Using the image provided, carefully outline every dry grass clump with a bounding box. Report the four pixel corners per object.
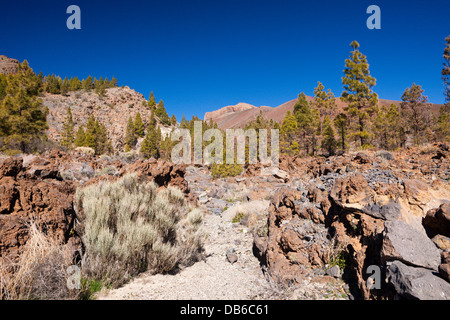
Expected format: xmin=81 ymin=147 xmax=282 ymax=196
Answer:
xmin=0 ymin=223 xmax=75 ymax=300
xmin=74 ymin=173 xmax=204 ymax=289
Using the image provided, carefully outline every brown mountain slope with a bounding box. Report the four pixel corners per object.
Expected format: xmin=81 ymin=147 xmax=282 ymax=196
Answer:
xmin=205 ymin=96 xmax=444 ymax=129
xmin=204 ymin=103 xmax=273 ymax=129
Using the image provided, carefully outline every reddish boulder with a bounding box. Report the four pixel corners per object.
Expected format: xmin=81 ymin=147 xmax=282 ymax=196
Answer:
xmin=0 ymin=156 xmax=79 ymax=263
xmin=423 ymin=203 xmax=450 ymax=238
xmin=125 ymin=159 xmax=188 ymax=193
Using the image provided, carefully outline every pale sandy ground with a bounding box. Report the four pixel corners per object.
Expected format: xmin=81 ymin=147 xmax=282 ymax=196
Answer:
xmin=97 ymin=213 xmax=269 ymax=300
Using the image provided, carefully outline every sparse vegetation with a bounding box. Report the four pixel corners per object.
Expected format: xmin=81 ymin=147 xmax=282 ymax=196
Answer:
xmin=74 ymin=173 xmax=204 ymax=289
xmin=0 ymin=222 xmax=76 ymax=300
xmin=211 ymin=163 xmax=243 ymax=179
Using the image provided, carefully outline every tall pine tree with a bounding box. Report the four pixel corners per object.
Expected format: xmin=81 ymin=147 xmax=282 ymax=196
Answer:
xmin=134 ymin=112 xmax=145 ymax=137
xmin=125 ymin=116 xmax=136 ymax=151
xmin=0 ymin=61 xmax=48 ymax=152
xmin=341 ymin=41 xmax=378 ymax=148
xmin=148 ymin=91 xmax=156 ymax=109
xmin=443 ymin=35 xmax=450 ymax=104
xmin=321 ymin=115 xmax=337 ymax=156
xmin=140 ymin=112 xmax=160 ymax=158
xmin=60 ymin=107 xmax=75 ymax=149
xmin=400 ymin=83 xmax=432 ymax=145
xmin=280 ymin=111 xmax=299 ymax=156
xmin=74 ymin=126 xmax=86 ymax=147
xmin=155 ymin=99 xmax=171 ymax=125
xmin=334 ymin=113 xmax=348 ymax=153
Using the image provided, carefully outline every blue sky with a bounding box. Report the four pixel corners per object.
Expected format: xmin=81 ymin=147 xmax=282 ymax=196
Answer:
xmin=0 ymin=0 xmax=449 ymax=120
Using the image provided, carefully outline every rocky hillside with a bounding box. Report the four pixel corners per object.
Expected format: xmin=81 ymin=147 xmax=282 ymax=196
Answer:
xmin=0 ymin=55 xmax=19 ymax=75
xmin=43 ymin=87 xmax=171 ymax=151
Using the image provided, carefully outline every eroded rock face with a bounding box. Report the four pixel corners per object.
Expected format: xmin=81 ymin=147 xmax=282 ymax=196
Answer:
xmin=255 ymin=188 xmax=333 ymax=284
xmin=256 ymin=145 xmax=450 ymax=300
xmin=125 ymin=158 xmax=188 ymax=193
xmin=423 ymin=203 xmax=450 ymax=238
xmin=0 ymin=156 xmax=80 ymax=263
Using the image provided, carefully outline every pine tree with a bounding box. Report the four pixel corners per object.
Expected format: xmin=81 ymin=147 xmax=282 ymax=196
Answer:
xmin=439 ymin=35 xmax=450 ymax=140
xmin=321 ymin=116 xmax=337 ymax=156
xmin=110 ymin=77 xmax=118 ymax=87
xmin=334 ymin=113 xmax=348 ymax=153
xmin=74 ymin=126 xmax=86 ymax=147
xmin=171 ymin=114 xmax=177 ymax=126
xmin=280 ymin=111 xmax=299 ymax=156
xmin=69 ymin=77 xmax=82 ymax=91
xmin=82 ymin=76 xmax=94 ymax=91
xmin=400 ymin=83 xmax=432 ymax=145
xmin=125 ymin=116 xmax=136 ymax=151
xmin=148 ymin=91 xmax=156 ymax=109
xmin=44 ymin=74 xmax=61 ymax=94
xmin=0 ymin=73 xmax=7 ymax=102
xmin=0 ymin=61 xmax=48 ymax=152
xmin=443 ymin=35 xmax=450 ymax=104
xmin=373 ymin=104 xmax=401 ymax=150
xmin=294 ymin=93 xmax=319 ymax=155
xmin=134 ymin=112 xmax=145 ymax=137
xmin=155 ymin=99 xmax=171 ymax=125
xmin=94 ymin=121 xmax=111 ymax=155
xmin=341 ymin=41 xmax=378 ymax=148
xmin=313 ymin=82 xmax=337 ymax=133
xmin=61 ymin=107 xmax=75 ymax=149
xmin=61 ymin=77 xmax=70 ymax=96
xmin=94 ymin=77 xmax=107 ymax=97
xmin=436 ymin=105 xmax=450 ymax=142
xmin=180 ymin=114 xmax=189 ymax=129
xmin=140 ymin=112 xmax=160 ymax=158
xmin=84 ymin=115 xmax=97 ymax=149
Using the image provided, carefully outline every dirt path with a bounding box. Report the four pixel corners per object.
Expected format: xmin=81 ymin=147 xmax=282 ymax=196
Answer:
xmin=98 ymin=212 xmax=268 ymax=300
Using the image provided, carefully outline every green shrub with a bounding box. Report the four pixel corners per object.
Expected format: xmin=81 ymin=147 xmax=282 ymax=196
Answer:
xmin=210 ymin=163 xmax=243 ymax=179
xmin=232 ymin=212 xmax=245 ymax=224
xmin=74 ymin=173 xmax=204 ymax=289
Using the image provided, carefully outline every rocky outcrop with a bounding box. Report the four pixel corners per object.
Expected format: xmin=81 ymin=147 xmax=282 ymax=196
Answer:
xmin=43 ymin=86 xmax=172 ymax=152
xmin=0 ymin=156 xmax=80 ymax=263
xmin=0 ymin=55 xmax=19 ymax=75
xmin=423 ymin=203 xmax=450 ymax=238
xmin=253 ymin=145 xmax=450 ymax=300
xmin=387 ymin=260 xmax=450 ymax=300
xmin=125 ymin=158 xmax=188 ymax=193
xmin=381 ymin=220 xmax=441 ymax=270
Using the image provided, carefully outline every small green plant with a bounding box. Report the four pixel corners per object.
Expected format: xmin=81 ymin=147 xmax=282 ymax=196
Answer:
xmin=232 ymin=212 xmax=245 ymax=224
xmin=210 ymin=163 xmax=243 ymax=179
xmin=79 ymin=278 xmax=103 ymax=300
xmin=328 ymin=251 xmax=349 ymax=271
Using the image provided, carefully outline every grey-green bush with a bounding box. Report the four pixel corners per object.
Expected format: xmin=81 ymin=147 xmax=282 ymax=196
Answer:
xmin=75 ymin=173 xmax=204 ymax=288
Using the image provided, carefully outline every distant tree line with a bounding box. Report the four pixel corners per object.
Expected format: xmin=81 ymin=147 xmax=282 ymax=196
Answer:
xmin=42 ymin=74 xmax=118 ymax=97
xmin=270 ymin=38 xmax=450 ymax=157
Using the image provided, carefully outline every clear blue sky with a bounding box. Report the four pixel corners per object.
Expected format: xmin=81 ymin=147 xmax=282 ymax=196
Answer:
xmin=1 ymin=0 xmax=449 ymax=120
